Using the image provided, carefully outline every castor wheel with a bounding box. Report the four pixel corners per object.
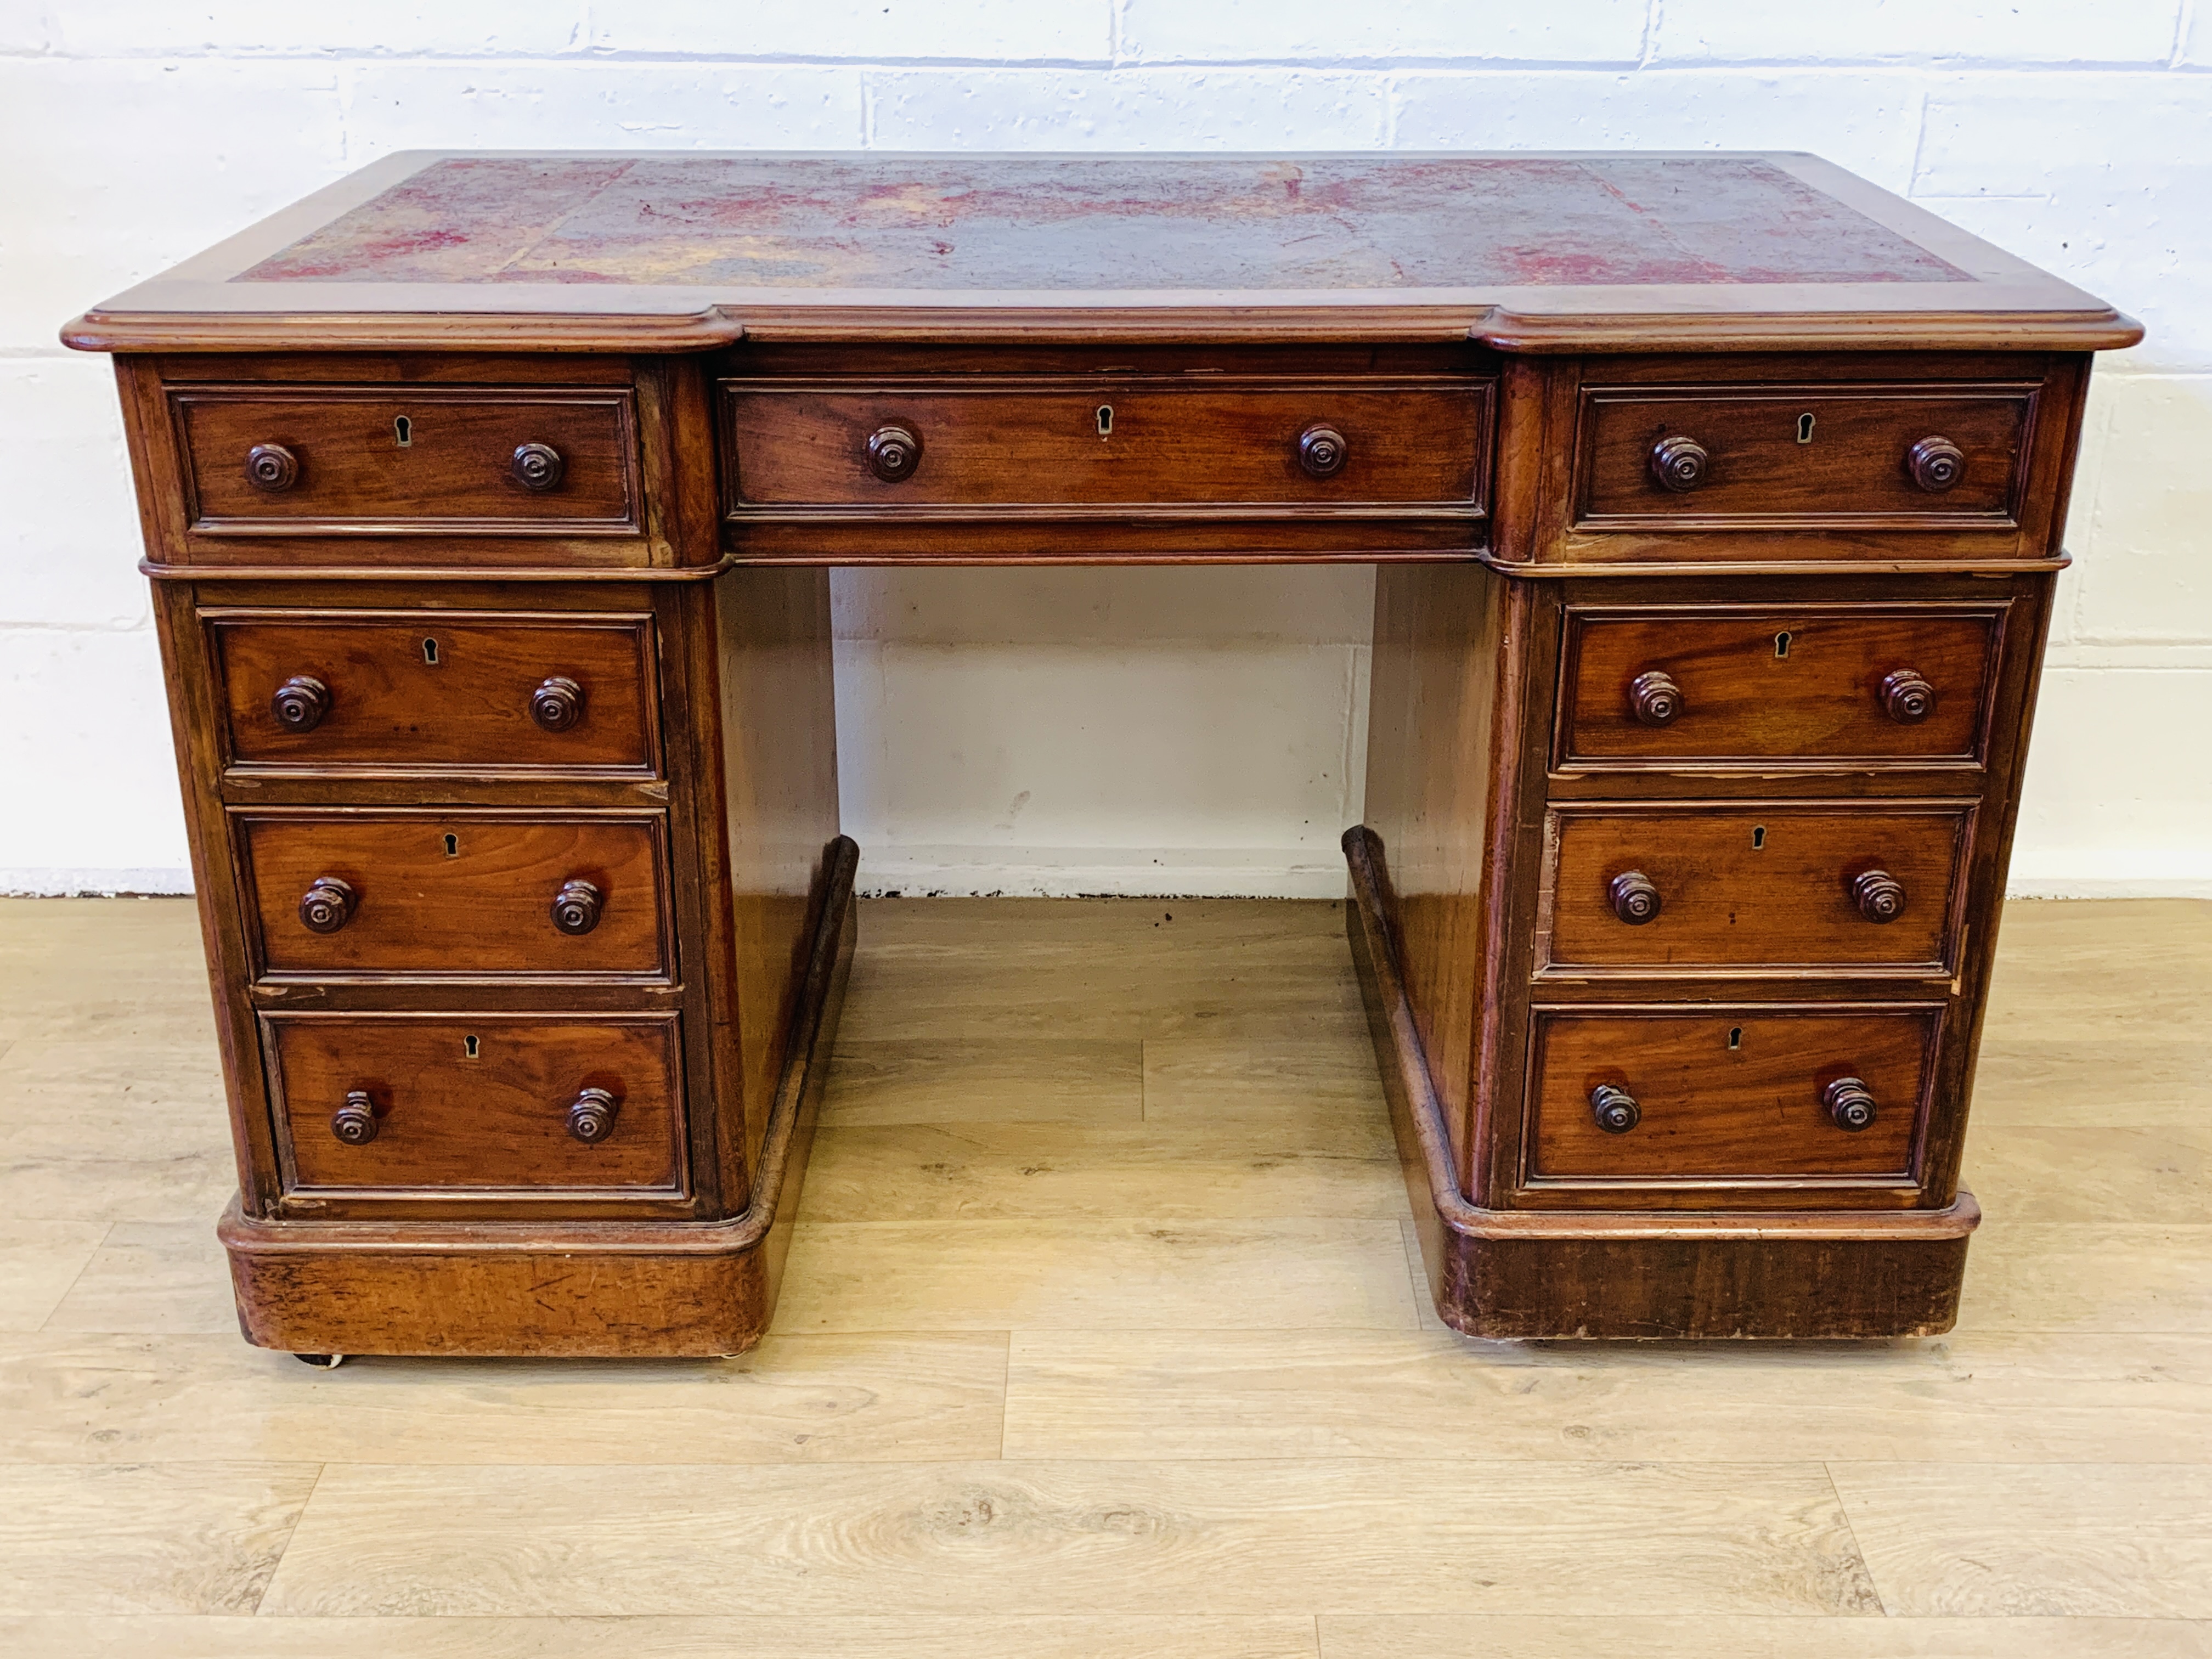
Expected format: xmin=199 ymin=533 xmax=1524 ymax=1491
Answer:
xmin=293 ymin=1352 xmax=346 ymax=1369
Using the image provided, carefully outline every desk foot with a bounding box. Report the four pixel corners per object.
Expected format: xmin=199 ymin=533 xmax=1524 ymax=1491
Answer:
xmin=1343 ymin=825 xmax=1978 ymax=1340
xmin=220 ymin=837 xmax=859 ymax=1359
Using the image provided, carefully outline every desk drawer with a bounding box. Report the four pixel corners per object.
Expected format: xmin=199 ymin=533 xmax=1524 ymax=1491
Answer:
xmin=722 ymin=380 xmax=1488 ymax=512
xmin=210 ymin=610 xmax=659 ymax=776
xmin=1557 ymin=603 xmax=2004 ymax=772
xmin=1525 ymin=1006 xmax=1937 ymax=1197
xmin=239 ymin=811 xmax=670 ymax=981
xmin=172 ymin=385 xmax=640 ymax=535
xmin=264 ymin=1012 xmax=685 ymax=1200
xmin=1576 ymin=383 xmax=2034 ymax=528
xmin=1541 ymin=803 xmax=1971 ymax=976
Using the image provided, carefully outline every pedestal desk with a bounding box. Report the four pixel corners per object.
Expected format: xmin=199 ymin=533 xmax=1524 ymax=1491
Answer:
xmin=65 ymin=151 xmax=2138 ymax=1355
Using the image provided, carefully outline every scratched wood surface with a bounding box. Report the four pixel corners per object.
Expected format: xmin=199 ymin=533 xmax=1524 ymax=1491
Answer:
xmin=1 ymin=893 xmax=2208 ymax=1655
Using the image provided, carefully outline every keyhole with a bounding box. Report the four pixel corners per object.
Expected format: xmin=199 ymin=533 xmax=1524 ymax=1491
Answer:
xmin=1096 ymin=405 xmax=1113 ymax=437
xmin=1752 ymin=826 xmax=1767 ymax=850
xmin=1796 ymin=413 xmax=1815 ymax=444
xmin=443 ymin=833 xmax=459 ymax=857
xmin=394 ymin=415 xmax=412 ymax=448
xmin=1775 ymin=631 xmax=1793 ymax=658
xmin=421 ymin=637 xmax=439 ymax=665
xmin=463 ymin=1034 xmax=479 ymax=1059
xmin=1728 ymin=1027 xmax=1743 ymax=1051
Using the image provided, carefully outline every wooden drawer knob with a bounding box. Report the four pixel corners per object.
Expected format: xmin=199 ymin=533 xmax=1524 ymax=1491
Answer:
xmin=550 ymin=878 xmax=603 ymax=935
xmin=1609 ymin=871 xmax=1662 ymax=925
xmin=330 ymin=1089 xmax=379 ymax=1146
xmin=1881 ymin=668 xmax=1936 ymax=724
xmin=1824 ymin=1076 xmax=1878 ymax=1132
xmin=866 ymin=425 xmax=922 ymax=482
xmin=1649 ymin=435 xmax=1709 ymax=492
xmin=511 ymin=443 xmax=565 ymax=492
xmin=244 ymin=443 xmax=300 ymax=493
xmin=271 ymin=675 xmax=330 ymax=732
xmin=530 ymin=675 xmax=586 ymax=732
xmin=1590 ymin=1084 xmax=1640 ymax=1135
xmin=1852 ymin=870 xmax=1906 ymax=924
xmin=567 ymin=1086 xmax=620 ymax=1143
xmin=1299 ymin=424 xmax=1348 ymax=478
xmin=298 ymin=876 xmax=357 ymax=934
xmin=1907 ymin=436 xmax=1965 ymax=493
xmin=1629 ymin=670 xmax=1683 ymax=726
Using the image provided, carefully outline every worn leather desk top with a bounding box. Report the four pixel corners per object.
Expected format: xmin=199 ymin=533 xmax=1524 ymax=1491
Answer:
xmin=65 ymin=150 xmax=2137 ymax=354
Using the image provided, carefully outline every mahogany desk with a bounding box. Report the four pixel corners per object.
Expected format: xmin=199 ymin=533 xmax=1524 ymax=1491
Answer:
xmin=64 ymin=151 xmax=2138 ymax=1356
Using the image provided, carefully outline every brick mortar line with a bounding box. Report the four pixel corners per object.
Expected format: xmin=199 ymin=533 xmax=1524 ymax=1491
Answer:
xmin=2 ymin=50 xmax=2207 ymax=72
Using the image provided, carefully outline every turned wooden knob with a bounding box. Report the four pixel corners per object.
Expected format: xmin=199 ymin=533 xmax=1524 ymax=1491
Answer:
xmin=330 ymin=1089 xmax=379 ymax=1145
xmin=568 ymin=1086 xmax=620 ymax=1143
xmin=1649 ymin=435 xmax=1709 ymax=492
xmin=1852 ymin=870 xmax=1906 ymax=924
xmin=1824 ymin=1076 xmax=1878 ymax=1132
xmin=271 ymin=675 xmax=329 ymax=732
xmin=1629 ymin=670 xmax=1684 ymax=727
xmin=1907 ymin=436 xmax=1965 ymax=493
xmin=1590 ymin=1084 xmax=1640 ymax=1135
xmin=530 ymin=675 xmax=585 ymax=732
xmin=1881 ymin=668 xmax=1936 ymax=724
xmin=550 ymin=878 xmax=602 ymax=935
xmin=298 ymin=876 xmax=357 ymax=934
xmin=1299 ymin=424 xmax=1348 ymax=478
xmin=244 ymin=443 xmax=299 ymax=493
xmin=866 ymin=425 xmax=922 ymax=482
xmin=1609 ymin=871 xmax=1662 ymax=926
xmin=511 ymin=442 xmax=564 ymax=492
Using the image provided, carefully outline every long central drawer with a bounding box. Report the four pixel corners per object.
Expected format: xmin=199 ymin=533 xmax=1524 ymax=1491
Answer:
xmin=716 ymin=362 xmax=1497 ymax=558
xmin=723 ymin=380 xmax=1489 ymax=511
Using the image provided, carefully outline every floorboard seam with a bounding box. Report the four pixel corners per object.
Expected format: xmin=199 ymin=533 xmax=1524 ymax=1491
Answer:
xmin=249 ymin=1460 xmax=326 ymax=1618
xmin=1822 ymin=1459 xmax=1889 ymax=1618
xmin=32 ymin=1218 xmax=115 ymax=1331
xmin=997 ymin=1329 xmax=1012 ymax=1460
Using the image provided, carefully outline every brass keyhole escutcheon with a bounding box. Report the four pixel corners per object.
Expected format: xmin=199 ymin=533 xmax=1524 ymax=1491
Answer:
xmin=394 ymin=415 xmax=412 ymax=447
xmin=1096 ymin=404 xmax=1113 ymax=436
xmin=1796 ymin=413 xmax=1815 ymax=444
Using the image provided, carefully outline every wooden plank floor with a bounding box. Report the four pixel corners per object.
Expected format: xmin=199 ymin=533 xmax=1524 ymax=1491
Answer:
xmin=1 ymin=894 xmax=2209 ymax=1656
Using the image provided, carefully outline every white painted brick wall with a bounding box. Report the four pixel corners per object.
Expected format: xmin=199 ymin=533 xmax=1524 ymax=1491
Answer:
xmin=3 ymin=2 xmax=2205 ymax=896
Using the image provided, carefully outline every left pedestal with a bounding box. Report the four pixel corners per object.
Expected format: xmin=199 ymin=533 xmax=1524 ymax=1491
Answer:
xmin=147 ymin=559 xmax=849 ymax=1356
xmin=105 ymin=348 xmax=851 ymax=1356
xmin=115 ymin=344 xmax=847 ymax=1356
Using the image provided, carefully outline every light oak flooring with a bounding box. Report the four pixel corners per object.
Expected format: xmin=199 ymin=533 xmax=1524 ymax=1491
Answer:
xmin=1 ymin=894 xmax=2209 ymax=1655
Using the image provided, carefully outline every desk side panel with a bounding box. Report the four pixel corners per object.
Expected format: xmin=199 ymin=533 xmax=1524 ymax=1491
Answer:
xmin=706 ymin=566 xmax=842 ymax=1198
xmin=1362 ymin=562 xmax=1518 ymax=1190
